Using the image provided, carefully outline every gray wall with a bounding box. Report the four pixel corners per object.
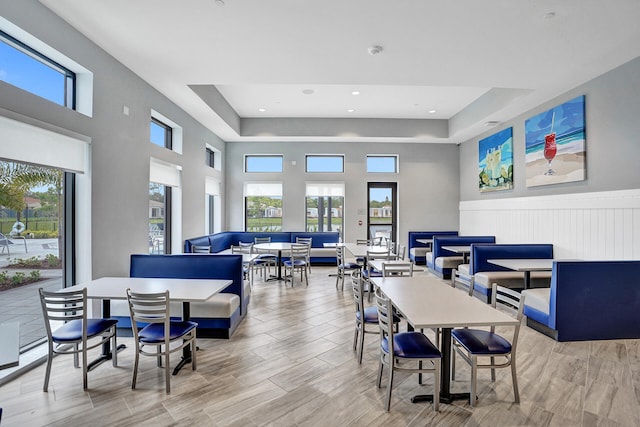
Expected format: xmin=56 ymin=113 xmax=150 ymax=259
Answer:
xmin=0 ymin=0 xmax=225 ymax=277
xmin=459 ymin=56 xmax=640 ymax=201
xmin=225 ymin=142 xmax=460 ymax=245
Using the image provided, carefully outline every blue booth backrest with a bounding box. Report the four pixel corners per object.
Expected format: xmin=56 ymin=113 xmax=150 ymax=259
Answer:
xmin=551 ymin=260 xmax=640 ymax=341
xmin=185 ymin=231 xmax=339 ymax=253
xmin=130 ymin=254 xmax=244 ymax=311
xmin=408 ymin=231 xmax=458 ymax=248
xmin=432 ymin=235 xmax=496 ymax=259
xmin=470 ymin=244 xmax=554 ymax=274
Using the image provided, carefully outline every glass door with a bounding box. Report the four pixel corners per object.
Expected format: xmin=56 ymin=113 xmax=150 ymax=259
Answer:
xmin=367 ymin=182 xmax=397 ymax=246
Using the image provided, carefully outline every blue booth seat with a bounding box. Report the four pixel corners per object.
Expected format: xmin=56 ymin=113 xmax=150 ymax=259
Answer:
xmin=522 ymin=260 xmax=640 ymax=341
xmin=429 ymin=235 xmax=495 ymax=279
xmin=407 ymin=231 xmax=458 ymax=265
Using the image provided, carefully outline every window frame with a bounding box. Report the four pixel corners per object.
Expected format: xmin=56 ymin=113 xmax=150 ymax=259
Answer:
xmin=150 ymin=117 xmax=173 ymax=150
xmin=305 ymin=155 xmax=344 ymax=173
xmin=366 ymin=155 xmax=399 ymax=173
xmin=0 ymin=29 xmax=76 ymax=109
xmin=244 ymin=155 xmax=283 ymax=173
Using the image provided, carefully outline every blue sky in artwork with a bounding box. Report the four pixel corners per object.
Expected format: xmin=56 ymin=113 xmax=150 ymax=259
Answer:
xmin=478 ymin=127 xmax=513 ymax=169
xmin=525 ymin=95 xmax=585 ymax=150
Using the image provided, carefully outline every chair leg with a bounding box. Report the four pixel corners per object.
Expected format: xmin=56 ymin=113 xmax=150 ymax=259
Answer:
xmin=353 ymin=323 xmax=359 ymax=352
xmin=511 ymin=358 xmax=520 ymax=403
xmin=132 ymin=346 xmax=140 ymax=390
xmin=451 ymin=346 xmax=456 ymax=381
xmin=376 ymin=356 xmax=384 ymax=388
xmin=385 ymin=362 xmax=394 ymax=411
xmin=357 ymin=325 xmax=365 ymax=364
xmin=165 ymin=350 xmax=171 ymax=394
xmin=73 ymin=344 xmax=79 ymax=368
xmin=43 ymin=347 xmax=53 ymax=392
xmin=335 ymin=269 xmax=341 ymax=290
xmin=470 ymin=355 xmax=478 ymax=407
xmin=191 ymin=338 xmax=197 ymax=370
xmin=433 ymin=360 xmax=441 ymax=412
xmin=490 ymin=357 xmax=496 ymax=381
xmin=112 ymin=329 xmax=118 ymax=367
xmin=82 ymin=344 xmax=88 ymax=390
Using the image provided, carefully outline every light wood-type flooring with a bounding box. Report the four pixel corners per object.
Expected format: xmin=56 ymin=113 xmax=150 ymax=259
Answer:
xmin=1 ymin=266 xmax=639 ymax=426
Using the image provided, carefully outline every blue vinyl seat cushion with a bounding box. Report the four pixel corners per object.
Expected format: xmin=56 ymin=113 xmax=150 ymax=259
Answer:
xmin=451 ymin=328 xmax=512 ymax=355
xmin=382 ymin=332 xmax=442 ymax=359
xmin=362 ymin=270 xmax=382 ymax=278
xmin=283 ymin=259 xmax=306 ymax=267
xmin=52 ymin=318 xmax=118 ymax=342
xmin=340 ymin=262 xmax=361 ymax=270
xmin=138 ymin=321 xmax=198 ymax=344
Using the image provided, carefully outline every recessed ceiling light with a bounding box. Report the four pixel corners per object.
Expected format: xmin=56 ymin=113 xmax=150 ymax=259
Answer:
xmin=302 ymin=89 xmax=315 ymax=95
xmin=544 ymin=12 xmax=556 ymax=19
xmin=258 ymin=108 xmax=266 ymax=112
xmin=484 ymin=121 xmax=500 ymax=127
xmin=428 ymin=110 xmax=437 ymax=114
xmin=347 ymin=109 xmax=355 ymax=113
xmin=351 ymin=91 xmax=360 ymax=96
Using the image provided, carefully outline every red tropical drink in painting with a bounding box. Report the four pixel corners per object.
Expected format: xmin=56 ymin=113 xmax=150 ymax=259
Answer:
xmin=543 ymin=132 xmax=556 ymax=175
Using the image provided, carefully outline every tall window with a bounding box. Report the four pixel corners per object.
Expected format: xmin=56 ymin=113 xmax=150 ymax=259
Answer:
xmin=205 ymin=177 xmax=220 ymax=234
xmin=245 ymin=155 xmax=283 ymax=173
xmin=367 ymin=155 xmax=398 ymax=173
xmin=0 ymin=160 xmax=70 ymax=350
xmin=244 ymin=182 xmax=282 ymax=231
xmin=306 ymin=155 xmax=344 ymax=173
xmin=305 ymin=182 xmax=344 ymax=238
xmin=150 ymin=118 xmax=172 ymax=149
xmin=149 ymin=182 xmax=171 ymax=254
xmin=0 ymin=30 xmax=76 ymax=108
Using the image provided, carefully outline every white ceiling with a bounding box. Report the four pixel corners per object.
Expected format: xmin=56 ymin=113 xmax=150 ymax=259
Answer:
xmin=40 ymin=0 xmax=640 ymax=144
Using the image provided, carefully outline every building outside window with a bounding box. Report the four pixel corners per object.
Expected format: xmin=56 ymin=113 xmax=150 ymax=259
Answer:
xmin=244 ymin=182 xmax=282 ymax=231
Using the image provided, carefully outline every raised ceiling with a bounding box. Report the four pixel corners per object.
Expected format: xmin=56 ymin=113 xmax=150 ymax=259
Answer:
xmin=40 ymin=0 xmax=640 ymax=143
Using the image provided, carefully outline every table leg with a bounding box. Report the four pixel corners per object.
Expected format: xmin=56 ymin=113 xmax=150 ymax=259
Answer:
xmin=173 ymin=301 xmax=194 ymax=375
xmin=88 ymin=298 xmax=126 ymax=371
xmin=264 ymin=249 xmax=284 ymax=281
xmin=411 ymin=327 xmax=470 ymax=404
xmin=524 ymin=271 xmax=531 ymax=289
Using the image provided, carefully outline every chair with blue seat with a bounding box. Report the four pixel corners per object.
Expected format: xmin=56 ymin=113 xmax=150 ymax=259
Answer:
xmin=375 ymin=287 xmax=441 ymax=412
xmin=335 ymin=245 xmax=361 ymax=290
xmin=39 ymin=287 xmax=118 ymax=391
xmin=283 ymin=243 xmax=309 ymax=286
xmin=295 ymin=237 xmax=313 ymax=273
xmin=451 ymin=283 xmax=524 ymax=407
xmin=363 ymin=249 xmax=390 ymax=301
xmin=126 ymin=289 xmax=197 ymax=394
xmin=254 ymin=237 xmax=277 ymax=279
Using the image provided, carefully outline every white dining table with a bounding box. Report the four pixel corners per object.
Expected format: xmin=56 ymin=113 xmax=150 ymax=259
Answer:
xmin=367 ymin=259 xmax=424 ymax=273
xmin=343 ymin=243 xmax=393 ymax=259
xmin=372 ymin=275 xmax=519 ymax=404
xmin=254 ymin=242 xmax=295 ymax=281
xmin=65 ymin=276 xmax=232 ymax=374
xmin=487 ymin=258 xmax=554 ymax=289
xmin=442 ymin=245 xmax=472 ymax=263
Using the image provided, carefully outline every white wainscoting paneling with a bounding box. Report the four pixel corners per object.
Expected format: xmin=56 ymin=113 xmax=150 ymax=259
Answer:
xmin=459 ymin=189 xmax=640 ymax=260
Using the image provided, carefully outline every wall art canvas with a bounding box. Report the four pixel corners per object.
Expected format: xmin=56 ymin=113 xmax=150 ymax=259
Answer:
xmin=478 ymin=127 xmax=513 ymax=192
xmin=525 ymin=95 xmax=586 ymax=187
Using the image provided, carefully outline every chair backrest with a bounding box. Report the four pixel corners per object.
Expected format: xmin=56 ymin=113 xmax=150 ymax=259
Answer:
xmin=290 ymin=243 xmax=309 ymax=260
xmin=491 ymin=283 xmax=524 ymax=350
xmin=352 ymin=274 xmax=366 ymax=319
xmin=191 ymin=245 xmax=211 ymax=253
xmin=382 ymin=261 xmax=414 ymax=277
xmin=295 ymin=237 xmax=312 ymax=246
xmin=254 ymin=237 xmax=271 ymax=244
xmin=367 ymin=249 xmax=390 ymax=261
xmin=234 ymin=242 xmax=254 ymax=254
xmin=39 ymin=288 xmax=88 ymax=341
xmin=397 ymin=244 xmax=407 ymax=260
xmin=356 ymin=239 xmax=371 ymax=246
xmin=127 ymin=289 xmax=170 ymax=340
xmin=375 ymin=287 xmax=394 ymax=353
xmin=336 ymin=245 xmax=346 ymax=266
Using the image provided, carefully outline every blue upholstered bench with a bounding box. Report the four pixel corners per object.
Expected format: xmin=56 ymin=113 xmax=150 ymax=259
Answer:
xmin=522 ymin=260 xmax=640 ymax=341
xmin=407 ymin=231 xmax=458 ymax=265
xmin=110 ymin=254 xmax=246 ymax=339
xmin=184 ymin=231 xmax=340 ymax=265
xmin=428 ymin=235 xmax=495 ymax=279
xmin=455 ymin=243 xmax=553 ymax=303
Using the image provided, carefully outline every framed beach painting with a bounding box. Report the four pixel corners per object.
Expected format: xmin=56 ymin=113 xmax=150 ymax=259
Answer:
xmin=525 ymin=95 xmax=586 ymax=187
xmin=478 ymin=127 xmax=513 ymax=192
